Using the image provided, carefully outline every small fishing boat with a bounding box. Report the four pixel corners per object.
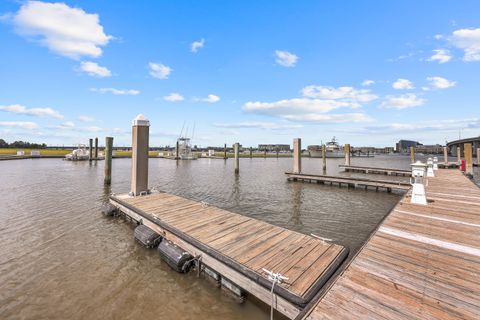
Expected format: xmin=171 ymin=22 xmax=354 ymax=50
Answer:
xmin=308 ymin=137 xmax=345 ymax=158
xmin=65 ymin=144 xmax=90 ymax=161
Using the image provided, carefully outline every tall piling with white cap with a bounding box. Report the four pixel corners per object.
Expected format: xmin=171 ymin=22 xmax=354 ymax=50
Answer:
xmin=293 ymin=138 xmax=301 ymax=174
xmin=464 ymin=143 xmax=473 ymax=174
xmin=131 ymin=114 xmax=150 ymax=196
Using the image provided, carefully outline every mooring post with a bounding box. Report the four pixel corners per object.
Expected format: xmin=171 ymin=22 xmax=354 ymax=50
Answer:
xmin=464 ymin=143 xmax=473 ymax=174
xmin=131 ymin=114 xmax=150 ymax=196
xmin=443 ymin=146 xmax=448 ymax=164
xmin=322 ymin=144 xmax=327 ymax=172
xmin=276 ymin=147 xmax=279 ymax=158
xmin=264 ymin=148 xmax=267 ymax=158
xmin=249 ymin=147 xmax=252 ymax=158
xmin=89 ymin=138 xmax=93 ymax=161
xmin=344 ymin=144 xmax=351 ymax=166
xmin=224 ymin=143 xmax=227 ymax=159
xmin=104 ymin=137 xmax=113 ymax=185
xmin=176 ymin=140 xmax=180 ymax=160
xmin=94 ymin=137 xmax=98 ymax=159
xmin=293 ymin=138 xmax=301 ymax=174
xmin=457 ymin=146 xmax=461 ymax=163
xmin=409 ymin=146 xmax=415 ymax=163
xmin=234 ymin=143 xmax=240 ymax=174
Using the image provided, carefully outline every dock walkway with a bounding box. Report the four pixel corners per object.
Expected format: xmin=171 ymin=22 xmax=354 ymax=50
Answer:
xmin=285 ymin=172 xmax=410 ymax=192
xmin=110 ymin=192 xmax=348 ymax=319
xmin=302 ymin=169 xmax=480 ymax=319
xmin=339 ymin=165 xmax=411 ymax=177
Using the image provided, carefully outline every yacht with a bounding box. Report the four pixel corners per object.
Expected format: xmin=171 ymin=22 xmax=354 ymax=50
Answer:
xmin=65 ymin=144 xmax=90 ymax=161
xmin=308 ymin=137 xmax=345 ymax=158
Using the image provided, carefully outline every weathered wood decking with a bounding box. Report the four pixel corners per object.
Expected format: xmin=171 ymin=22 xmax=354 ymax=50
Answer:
xmin=302 ymin=169 xmax=480 ymax=320
xmin=110 ymin=192 xmax=348 ymax=319
xmin=286 ymin=172 xmax=410 ymax=192
xmin=339 ymin=165 xmax=411 ymax=176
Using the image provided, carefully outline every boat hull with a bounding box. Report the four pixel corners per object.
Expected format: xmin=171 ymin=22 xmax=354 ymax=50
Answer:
xmin=309 ymin=150 xmax=344 ymax=158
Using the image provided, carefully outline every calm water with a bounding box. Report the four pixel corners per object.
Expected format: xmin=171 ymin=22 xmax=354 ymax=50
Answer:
xmin=0 ymin=155 xmax=476 ymax=319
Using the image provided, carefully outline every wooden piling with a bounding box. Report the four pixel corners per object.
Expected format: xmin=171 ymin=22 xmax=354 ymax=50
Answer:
xmin=176 ymin=141 xmax=180 ymax=160
xmin=276 ymin=147 xmax=279 ymax=158
xmin=234 ymin=143 xmax=240 ymax=174
xmin=410 ymin=146 xmax=415 ymax=163
xmin=344 ymin=144 xmax=351 ymax=166
xmin=104 ymin=137 xmax=113 ymax=185
xmin=264 ymin=148 xmax=267 ymax=158
xmin=322 ymin=144 xmax=326 ymax=172
xmin=443 ymin=146 xmax=448 ymax=164
xmin=293 ymin=138 xmax=301 ymax=174
xmin=131 ymin=114 xmax=150 ymax=196
xmin=464 ymin=143 xmax=473 ymax=174
xmin=249 ymin=147 xmax=252 ymax=158
xmin=457 ymin=146 xmax=461 ymax=163
xmin=224 ymin=143 xmax=227 ymax=159
xmin=94 ymin=137 xmax=98 ymax=159
xmin=477 ymin=147 xmax=480 ymax=166
xmin=89 ymin=138 xmax=93 ymax=161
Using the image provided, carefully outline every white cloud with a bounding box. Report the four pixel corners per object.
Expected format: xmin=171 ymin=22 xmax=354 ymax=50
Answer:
xmin=0 ymin=104 xmax=63 ymax=119
xmin=213 ymin=121 xmax=303 ymax=130
xmin=244 ymin=98 xmax=351 ymax=114
xmin=362 ymin=80 xmax=375 ymax=87
xmin=301 ymin=85 xmax=378 ymax=102
xmin=392 ymin=78 xmax=414 ymax=90
xmin=149 ymin=62 xmax=171 ymax=79
xmin=78 ymin=115 xmax=94 ymax=122
xmin=427 ymin=49 xmax=452 ymax=64
xmin=426 ymin=76 xmax=456 ymax=89
xmin=281 ymin=113 xmax=373 ymax=123
xmin=84 ymin=126 xmax=103 ymax=132
xmin=196 ymin=94 xmax=220 ymax=103
xmin=450 ymin=28 xmax=480 ymax=61
xmin=90 ymin=87 xmax=140 ymax=95
xmin=11 ymin=1 xmax=112 ymax=59
xmin=54 ymin=121 xmax=75 ymax=129
xmin=79 ymin=61 xmax=111 ymax=77
xmin=380 ymin=94 xmax=425 ymax=110
xmin=434 ymin=34 xmax=443 ymax=40
xmin=0 ymin=121 xmax=38 ymax=129
xmin=275 ymin=50 xmax=298 ymax=67
xmin=163 ymin=93 xmax=184 ymax=102
xmin=363 ymin=118 xmax=480 ymax=134
xmin=191 ymin=39 xmax=205 ymax=53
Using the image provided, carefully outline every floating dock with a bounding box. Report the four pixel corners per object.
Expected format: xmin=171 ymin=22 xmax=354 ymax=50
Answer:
xmin=339 ymin=165 xmax=411 ymax=177
xmin=285 ymin=172 xmax=410 ymax=192
xmin=109 ymin=192 xmax=348 ymax=319
xmin=301 ymin=169 xmax=480 ymax=319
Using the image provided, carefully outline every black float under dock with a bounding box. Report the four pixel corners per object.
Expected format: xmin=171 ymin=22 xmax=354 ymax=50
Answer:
xmin=109 ymin=192 xmax=348 ymax=319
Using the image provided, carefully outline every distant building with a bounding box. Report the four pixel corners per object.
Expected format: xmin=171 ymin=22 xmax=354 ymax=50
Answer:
xmin=415 ymin=144 xmax=443 ymax=154
xmin=396 ymin=140 xmax=420 ymax=153
xmin=258 ymin=144 xmax=291 ymax=152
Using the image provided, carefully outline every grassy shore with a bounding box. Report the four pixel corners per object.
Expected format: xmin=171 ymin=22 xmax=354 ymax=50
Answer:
xmin=0 ymin=148 xmax=72 ymax=156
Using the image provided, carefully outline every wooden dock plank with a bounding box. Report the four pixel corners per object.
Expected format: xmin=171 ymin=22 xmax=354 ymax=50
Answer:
xmin=110 ymin=190 xmax=348 ymax=312
xmin=303 ymin=169 xmax=480 ymax=320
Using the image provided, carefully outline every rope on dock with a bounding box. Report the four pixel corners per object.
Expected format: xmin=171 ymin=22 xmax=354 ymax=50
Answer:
xmin=262 ymin=268 xmax=289 ymax=320
xmin=201 ymin=201 xmax=209 ymax=208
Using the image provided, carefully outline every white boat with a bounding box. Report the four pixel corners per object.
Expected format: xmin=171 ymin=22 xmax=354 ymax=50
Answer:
xmin=308 ymin=137 xmax=345 ymax=158
xmin=65 ymin=144 xmax=90 ymax=161
xmin=175 ymin=137 xmax=198 ymax=160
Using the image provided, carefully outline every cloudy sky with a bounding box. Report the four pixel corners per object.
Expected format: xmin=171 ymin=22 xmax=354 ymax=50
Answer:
xmin=0 ymin=1 xmax=479 ymax=147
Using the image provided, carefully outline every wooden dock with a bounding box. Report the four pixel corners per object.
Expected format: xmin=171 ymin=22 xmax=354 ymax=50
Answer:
xmin=110 ymin=192 xmax=348 ymax=319
xmin=339 ymin=165 xmax=411 ymax=177
xmin=285 ymin=172 xmax=410 ymax=192
xmin=301 ymin=169 xmax=480 ymax=319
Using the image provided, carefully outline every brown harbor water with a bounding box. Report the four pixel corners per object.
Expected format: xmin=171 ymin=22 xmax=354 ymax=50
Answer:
xmin=0 ymin=155 xmax=476 ymax=319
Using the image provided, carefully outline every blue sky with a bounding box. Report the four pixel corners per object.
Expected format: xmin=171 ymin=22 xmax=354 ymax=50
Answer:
xmin=1 ymin=1 xmax=480 ymax=147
